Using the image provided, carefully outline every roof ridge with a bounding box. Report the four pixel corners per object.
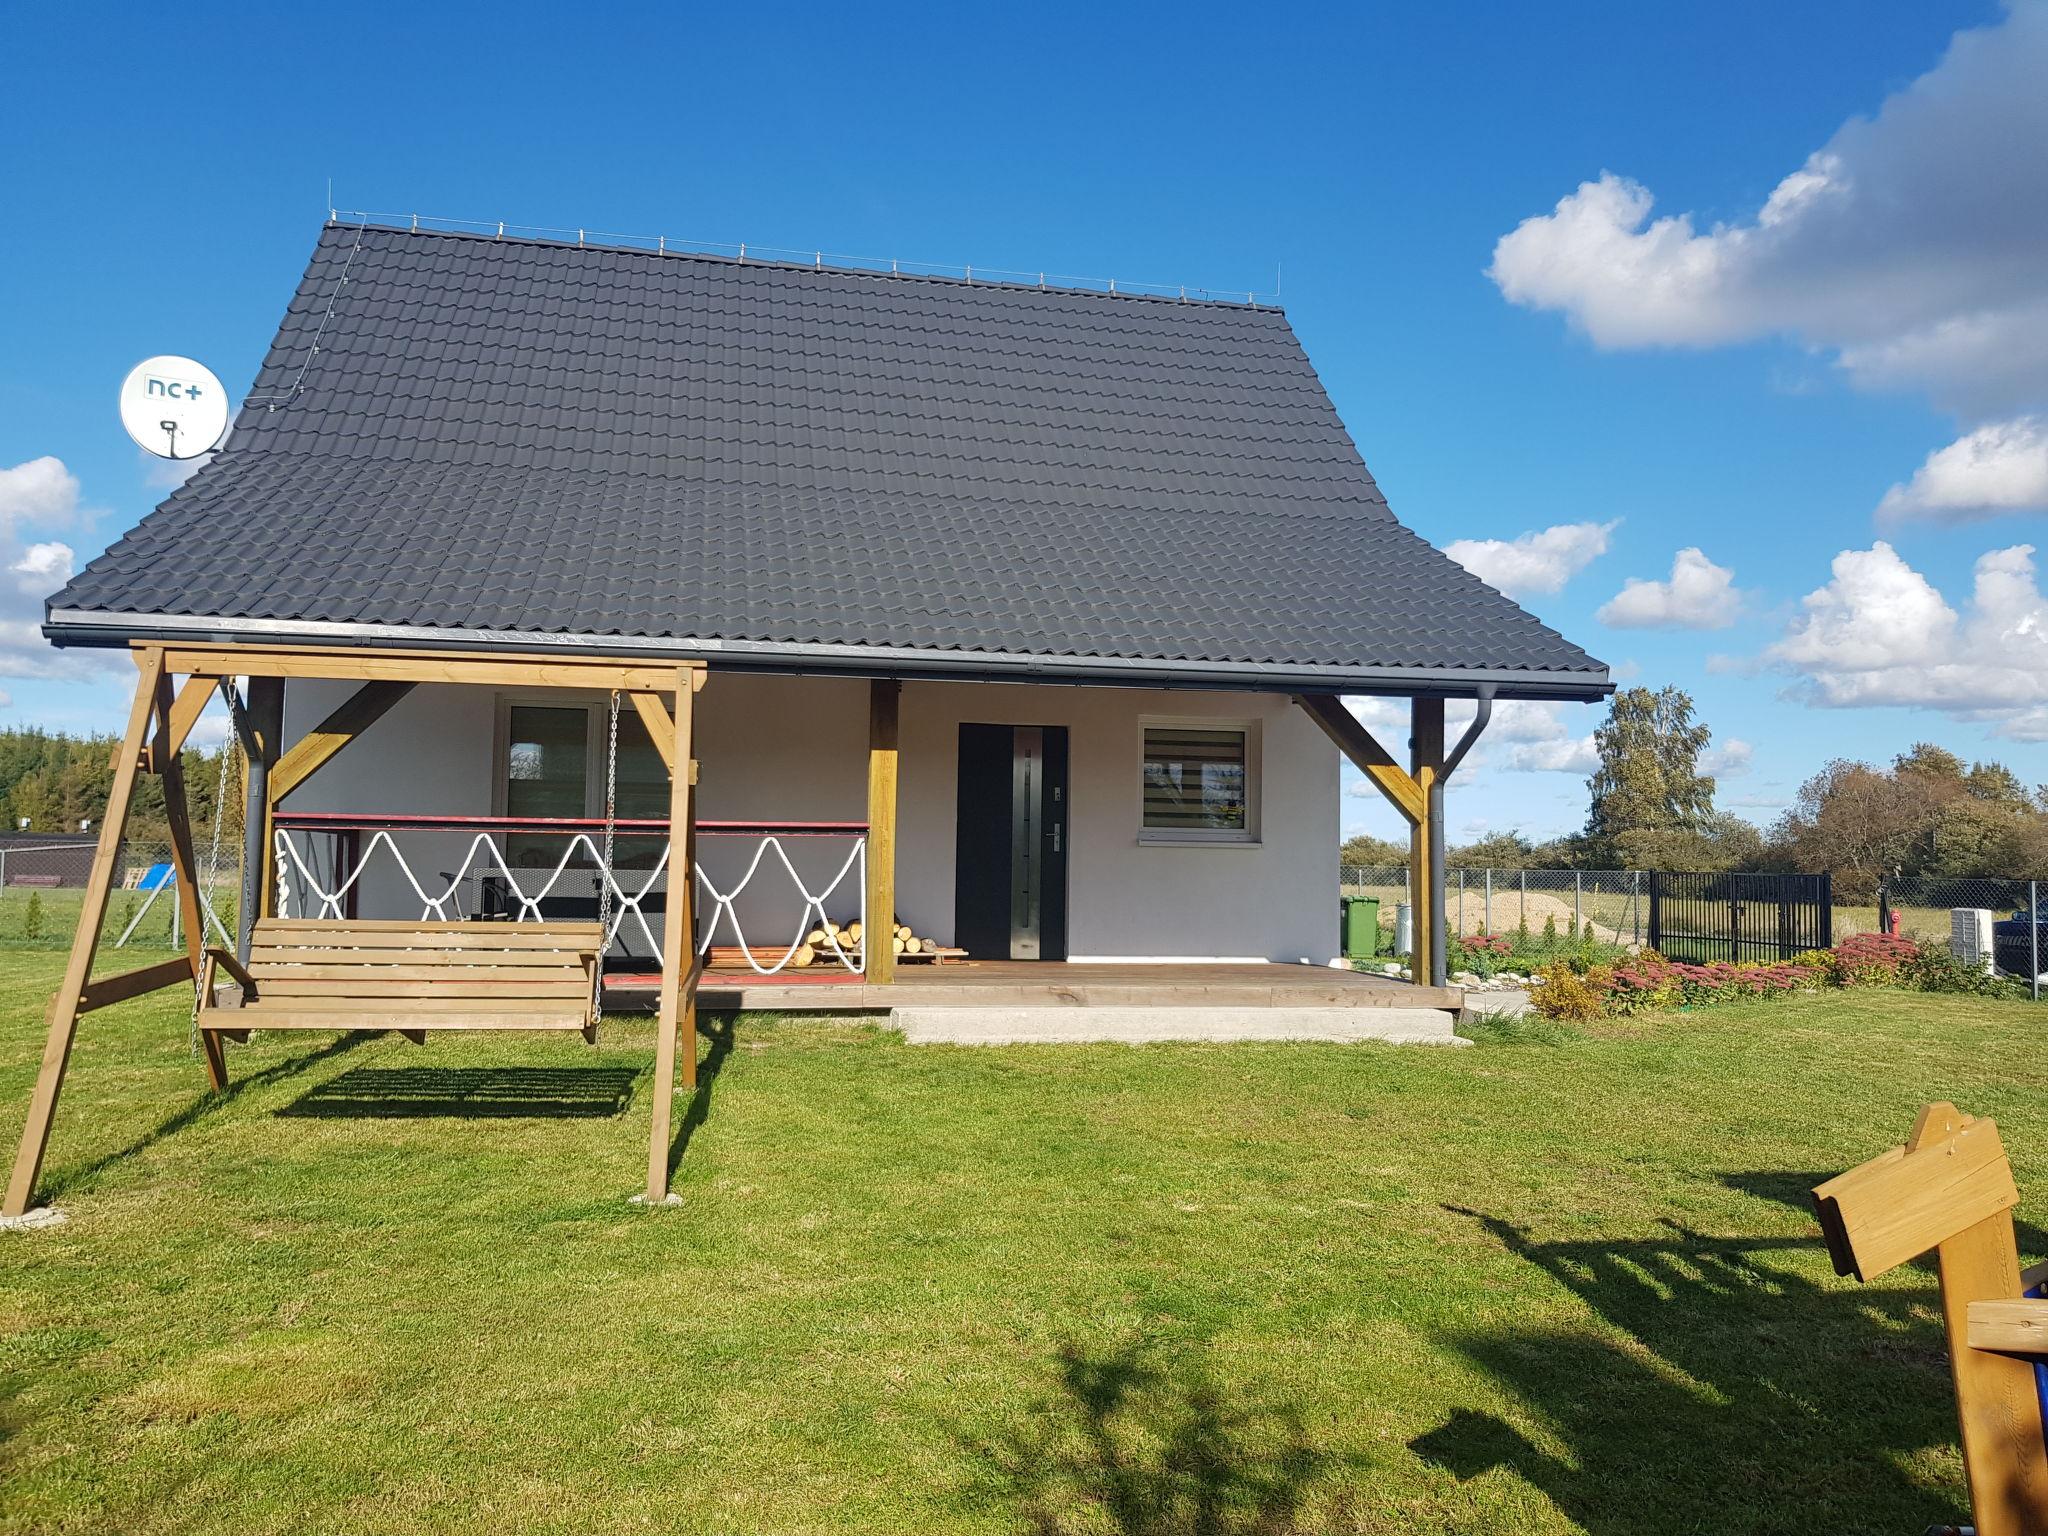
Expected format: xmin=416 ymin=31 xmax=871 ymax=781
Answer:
xmin=324 ymin=215 xmax=1288 ymax=314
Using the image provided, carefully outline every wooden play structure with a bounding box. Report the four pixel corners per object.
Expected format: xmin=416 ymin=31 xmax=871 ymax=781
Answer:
xmin=1814 ymin=1102 xmax=2048 ymax=1535
xmin=1 ymin=642 xmax=718 ymax=1218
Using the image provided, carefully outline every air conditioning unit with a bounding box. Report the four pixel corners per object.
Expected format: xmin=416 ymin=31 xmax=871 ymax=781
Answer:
xmin=1951 ymin=908 xmax=1994 ymax=972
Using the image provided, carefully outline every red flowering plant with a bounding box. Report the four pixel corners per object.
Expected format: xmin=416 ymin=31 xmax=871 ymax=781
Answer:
xmin=1825 ymin=931 xmax=1921 ymax=987
xmin=1449 ymin=932 xmax=1512 ymax=978
xmin=1535 ymin=947 xmax=1827 ymax=1021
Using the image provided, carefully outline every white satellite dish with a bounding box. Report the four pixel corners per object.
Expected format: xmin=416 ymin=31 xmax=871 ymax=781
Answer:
xmin=118 ymin=355 xmax=230 ymax=461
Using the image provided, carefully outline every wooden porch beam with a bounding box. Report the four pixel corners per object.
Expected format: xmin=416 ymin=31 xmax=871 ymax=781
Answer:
xmin=131 ymin=676 xmax=216 ymax=769
xmin=161 ymin=641 xmax=704 ymax=695
xmin=1292 ymin=694 xmax=1425 ymax=826
xmin=268 ymin=681 xmax=416 ymax=805
xmin=626 ymin=693 xmax=700 ymax=784
xmin=75 ymin=956 xmax=196 ymax=1016
xmin=866 ymin=680 xmax=901 ymax=986
xmin=4 ymin=648 xmax=165 ymax=1218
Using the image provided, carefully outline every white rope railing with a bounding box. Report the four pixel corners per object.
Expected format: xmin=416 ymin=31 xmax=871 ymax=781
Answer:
xmin=693 ymin=836 xmax=866 ymax=975
xmin=272 ymin=821 xmax=866 ymax=976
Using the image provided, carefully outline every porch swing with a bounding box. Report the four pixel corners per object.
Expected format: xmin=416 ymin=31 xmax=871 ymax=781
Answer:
xmin=4 ymin=639 xmax=709 ymax=1220
xmin=201 ymin=693 xmax=640 ymax=1044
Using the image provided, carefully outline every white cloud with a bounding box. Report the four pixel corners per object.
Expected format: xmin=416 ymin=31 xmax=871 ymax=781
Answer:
xmin=1764 ymin=540 xmax=2048 ymax=735
xmin=0 ymin=458 xmax=109 ymax=682
xmin=0 ymin=457 xmax=82 ymax=531
xmin=2001 ymin=706 xmax=2048 ymax=742
xmin=1506 ymin=736 xmax=1599 ymax=774
xmin=1443 ymin=520 xmax=1618 ymax=597
xmin=1597 ymin=547 xmax=1742 ymax=629
xmin=1876 ymin=415 xmax=2048 ymax=524
xmin=1702 ymin=738 xmax=1754 ymax=777
xmin=1489 ymin=8 xmax=2048 ymax=410
xmin=10 ymin=542 xmax=73 ymax=597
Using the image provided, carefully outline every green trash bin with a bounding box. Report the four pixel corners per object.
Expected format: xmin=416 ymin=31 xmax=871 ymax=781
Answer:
xmin=1340 ymin=895 xmax=1381 ymax=960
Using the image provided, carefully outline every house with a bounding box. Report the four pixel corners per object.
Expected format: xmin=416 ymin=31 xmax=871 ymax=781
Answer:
xmin=7 ymin=219 xmax=1607 ymax=1214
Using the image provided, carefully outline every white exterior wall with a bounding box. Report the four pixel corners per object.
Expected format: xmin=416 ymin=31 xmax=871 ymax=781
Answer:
xmin=275 ymin=672 xmax=1337 ymax=965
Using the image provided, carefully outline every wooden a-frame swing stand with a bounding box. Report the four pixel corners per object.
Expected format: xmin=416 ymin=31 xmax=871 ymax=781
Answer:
xmin=2 ymin=642 xmax=708 ymax=1220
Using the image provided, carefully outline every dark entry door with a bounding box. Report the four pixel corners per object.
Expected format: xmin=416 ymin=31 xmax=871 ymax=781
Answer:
xmin=955 ymin=724 xmax=1068 ymax=961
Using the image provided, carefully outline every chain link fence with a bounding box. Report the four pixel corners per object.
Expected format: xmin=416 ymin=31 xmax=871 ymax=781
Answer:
xmin=1341 ymin=866 xmax=1645 ymax=948
xmin=0 ymin=839 xmax=241 ymax=952
xmin=1869 ymin=875 xmax=2044 ymax=994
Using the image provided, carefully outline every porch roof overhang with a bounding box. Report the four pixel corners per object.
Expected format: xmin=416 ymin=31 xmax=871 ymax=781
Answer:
xmin=46 ymin=608 xmax=1613 ymax=703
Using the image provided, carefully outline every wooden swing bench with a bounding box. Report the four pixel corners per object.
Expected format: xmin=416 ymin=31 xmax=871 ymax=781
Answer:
xmin=202 ymin=917 xmax=606 ymax=1042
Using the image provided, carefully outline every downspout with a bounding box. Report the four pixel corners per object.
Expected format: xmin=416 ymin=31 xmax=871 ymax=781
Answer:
xmin=236 ymin=679 xmax=284 ymax=964
xmin=1428 ymin=686 xmax=1494 ymax=987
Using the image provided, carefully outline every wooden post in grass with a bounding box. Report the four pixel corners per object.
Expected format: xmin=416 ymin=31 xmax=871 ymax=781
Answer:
xmin=4 ymin=649 xmax=173 ymax=1218
xmin=645 ymin=667 xmax=699 ymax=1204
xmin=1813 ymin=1103 xmax=2048 ymax=1534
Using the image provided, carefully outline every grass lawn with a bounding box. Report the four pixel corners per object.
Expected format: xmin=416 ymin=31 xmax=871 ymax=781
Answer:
xmin=1 ymin=951 xmax=2044 ymax=1534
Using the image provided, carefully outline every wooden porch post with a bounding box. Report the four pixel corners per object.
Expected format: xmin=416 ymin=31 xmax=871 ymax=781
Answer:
xmin=1411 ymin=698 xmax=1445 ymax=988
xmin=645 ymin=668 xmax=697 ymax=1204
xmin=866 ymin=679 xmax=901 ymax=986
xmin=3 ymin=649 xmax=168 ymax=1218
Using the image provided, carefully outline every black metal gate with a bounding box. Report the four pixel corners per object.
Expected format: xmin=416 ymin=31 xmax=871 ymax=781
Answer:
xmin=1647 ymin=871 xmax=1832 ymax=963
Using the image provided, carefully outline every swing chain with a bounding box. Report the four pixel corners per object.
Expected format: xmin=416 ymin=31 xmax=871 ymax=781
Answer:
xmin=189 ymin=683 xmax=245 ymax=1056
xmin=594 ymin=690 xmax=621 ymax=1027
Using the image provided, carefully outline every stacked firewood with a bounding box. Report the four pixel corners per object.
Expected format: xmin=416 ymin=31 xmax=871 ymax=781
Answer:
xmin=805 ymin=920 xmax=938 ymax=959
xmin=704 ymin=920 xmax=944 ymax=971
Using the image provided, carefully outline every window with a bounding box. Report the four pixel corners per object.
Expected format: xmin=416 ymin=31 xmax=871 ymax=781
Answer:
xmin=500 ymin=700 xmax=671 ymax=868
xmin=1140 ymin=720 xmax=1258 ymax=843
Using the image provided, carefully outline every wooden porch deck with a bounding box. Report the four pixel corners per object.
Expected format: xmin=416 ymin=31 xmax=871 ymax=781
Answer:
xmin=667 ymin=960 xmax=1463 ymax=1013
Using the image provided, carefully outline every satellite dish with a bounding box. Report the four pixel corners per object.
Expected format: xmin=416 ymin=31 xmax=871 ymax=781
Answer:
xmin=118 ymin=355 xmax=229 ymax=460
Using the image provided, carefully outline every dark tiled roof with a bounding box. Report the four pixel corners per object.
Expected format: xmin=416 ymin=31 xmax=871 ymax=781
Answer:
xmin=53 ymin=223 xmax=1608 ymax=696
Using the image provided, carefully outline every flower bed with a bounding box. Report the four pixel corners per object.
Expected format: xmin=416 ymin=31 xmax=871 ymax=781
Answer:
xmin=1531 ymin=932 xmax=2022 ymax=1021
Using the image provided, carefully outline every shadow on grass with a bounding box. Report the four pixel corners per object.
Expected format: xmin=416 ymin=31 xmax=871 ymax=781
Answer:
xmin=960 ymin=1338 xmax=1361 ymax=1534
xmin=666 ymin=1014 xmax=735 ymax=1179
xmin=42 ymin=1030 xmax=372 ymax=1201
xmin=278 ymin=1065 xmax=639 ymax=1119
xmin=1717 ymin=1167 xmax=2048 ymax=1262
xmin=1417 ymin=1205 xmax=1961 ymax=1535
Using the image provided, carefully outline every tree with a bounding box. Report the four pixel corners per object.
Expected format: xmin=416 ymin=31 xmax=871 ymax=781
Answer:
xmin=1338 ymin=832 xmax=1407 ymax=869
xmin=1584 ymin=686 xmax=1717 ymax=867
xmin=1965 ymin=760 xmax=2031 ymax=808
xmin=1447 ymin=830 xmax=1535 ymax=870
xmin=1769 ymin=745 xmax=2046 ymax=897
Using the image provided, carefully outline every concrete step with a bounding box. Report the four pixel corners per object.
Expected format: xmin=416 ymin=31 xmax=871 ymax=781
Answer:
xmin=888 ymin=1005 xmax=1469 ymax=1047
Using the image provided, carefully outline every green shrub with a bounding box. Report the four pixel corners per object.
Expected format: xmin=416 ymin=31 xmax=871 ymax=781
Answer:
xmin=22 ymin=890 xmax=45 ymax=941
xmin=1898 ymin=944 xmax=2027 ymax=998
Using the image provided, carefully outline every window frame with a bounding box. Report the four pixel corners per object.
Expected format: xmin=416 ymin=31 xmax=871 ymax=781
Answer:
xmin=1136 ymin=715 xmax=1261 ymax=846
xmin=493 ymin=694 xmax=607 ymax=820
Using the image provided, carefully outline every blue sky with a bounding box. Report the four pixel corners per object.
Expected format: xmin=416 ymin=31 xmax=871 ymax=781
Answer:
xmin=2 ymin=1 xmax=2042 ymax=844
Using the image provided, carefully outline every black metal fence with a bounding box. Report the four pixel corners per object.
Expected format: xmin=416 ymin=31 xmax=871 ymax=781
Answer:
xmin=1647 ymin=871 xmax=1833 ymax=964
